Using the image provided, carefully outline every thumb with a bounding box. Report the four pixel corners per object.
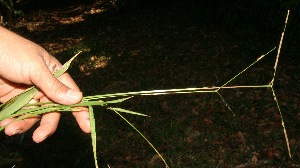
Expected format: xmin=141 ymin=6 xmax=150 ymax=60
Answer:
xmin=32 ymin=68 xmax=82 ymax=105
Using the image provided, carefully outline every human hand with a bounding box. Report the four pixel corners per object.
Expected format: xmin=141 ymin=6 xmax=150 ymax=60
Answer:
xmin=0 ymin=26 xmax=90 ymax=143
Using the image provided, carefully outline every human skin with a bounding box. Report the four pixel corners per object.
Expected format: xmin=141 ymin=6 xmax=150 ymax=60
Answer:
xmin=0 ymin=26 xmax=90 ymax=143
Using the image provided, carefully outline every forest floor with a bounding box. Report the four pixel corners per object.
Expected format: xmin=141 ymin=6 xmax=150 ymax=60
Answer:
xmin=1 ymin=1 xmax=300 ymax=167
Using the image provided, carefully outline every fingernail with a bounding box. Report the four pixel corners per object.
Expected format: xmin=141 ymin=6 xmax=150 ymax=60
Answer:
xmin=11 ymin=129 xmax=22 ymax=136
xmin=65 ymin=89 xmax=82 ymax=100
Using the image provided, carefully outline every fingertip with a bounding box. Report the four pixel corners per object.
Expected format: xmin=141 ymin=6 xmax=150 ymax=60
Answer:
xmin=32 ymin=112 xmax=60 ymax=143
xmin=5 ymin=128 xmax=22 ymax=136
xmin=65 ymin=89 xmax=83 ymax=104
xmin=81 ymin=118 xmax=91 ymax=133
xmin=32 ymin=123 xmax=56 ymax=143
xmin=80 ymin=116 xmax=91 ymax=133
xmin=3 ymin=117 xmax=39 ymax=136
xmin=32 ymin=129 xmax=49 ymax=143
xmin=73 ymin=109 xmax=91 ymax=133
xmin=0 ymin=118 xmax=13 ymax=128
xmin=33 ymin=71 xmax=83 ymax=105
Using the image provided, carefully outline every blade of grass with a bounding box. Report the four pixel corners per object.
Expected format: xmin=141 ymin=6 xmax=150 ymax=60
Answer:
xmin=217 ymin=47 xmax=276 ymax=92
xmin=83 ymin=85 xmax=271 ymax=100
xmin=216 ymin=92 xmax=235 ymax=116
xmin=0 ymin=98 xmax=136 ymax=130
xmin=270 ymin=10 xmax=289 ymax=86
xmin=270 ymin=10 xmax=291 ymax=158
xmin=109 ymin=107 xmax=149 ymax=116
xmin=271 ymin=87 xmax=291 ymax=157
xmin=89 ymin=105 xmax=98 ymax=168
xmin=110 ymin=107 xmax=169 ymax=168
xmin=0 ymin=86 xmax=38 ymax=120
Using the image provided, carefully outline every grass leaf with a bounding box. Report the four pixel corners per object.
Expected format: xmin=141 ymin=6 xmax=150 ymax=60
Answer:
xmin=89 ymin=105 xmax=98 ymax=168
xmin=110 ymin=108 xmax=169 ymax=168
xmin=109 ymin=107 xmax=149 ymax=116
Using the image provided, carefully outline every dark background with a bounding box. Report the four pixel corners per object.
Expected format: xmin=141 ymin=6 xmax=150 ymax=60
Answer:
xmin=1 ymin=0 xmax=300 ymax=167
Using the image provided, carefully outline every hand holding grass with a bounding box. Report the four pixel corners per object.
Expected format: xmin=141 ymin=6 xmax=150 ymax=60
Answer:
xmin=0 ymin=26 xmax=90 ymax=143
xmin=0 ymin=10 xmax=292 ymax=167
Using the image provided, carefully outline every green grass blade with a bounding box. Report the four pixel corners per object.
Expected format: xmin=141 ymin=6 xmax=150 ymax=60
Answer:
xmin=53 ymin=51 xmax=81 ymax=78
xmin=104 ymin=97 xmax=133 ymax=104
xmin=109 ymin=107 xmax=149 ymax=116
xmin=270 ymin=10 xmax=289 ymax=86
xmin=215 ymin=91 xmax=235 ymax=116
xmin=83 ymin=88 xmax=216 ymax=100
xmin=89 ymin=105 xmax=98 ymax=168
xmin=271 ymin=87 xmax=291 ymax=157
xmin=75 ymin=97 xmax=132 ymax=106
xmin=217 ymin=47 xmax=276 ymax=91
xmin=110 ymin=107 xmax=169 ymax=168
xmin=73 ymin=101 xmax=107 ymax=107
xmin=0 ymin=105 xmax=58 ymax=131
xmin=270 ymin=10 xmax=291 ymax=158
xmin=0 ymin=86 xmax=38 ymax=121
